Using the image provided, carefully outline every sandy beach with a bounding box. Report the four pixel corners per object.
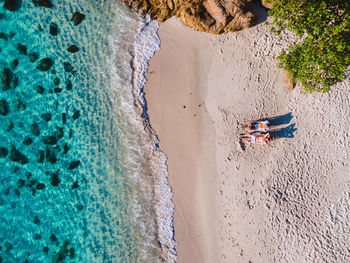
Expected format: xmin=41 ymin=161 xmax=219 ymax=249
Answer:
xmin=145 ymin=16 xmax=350 ymax=263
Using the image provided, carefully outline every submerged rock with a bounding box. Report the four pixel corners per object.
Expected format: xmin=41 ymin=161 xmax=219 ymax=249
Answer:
xmin=43 ymin=136 xmax=57 ymax=145
xmin=3 ymin=119 xmax=14 ymax=131
xmin=37 ymin=149 xmax=45 ymax=163
xmin=9 ymin=146 xmax=28 ymax=164
xmin=54 ymin=126 xmax=64 ymax=139
xmin=50 ymin=173 xmax=60 ymax=186
xmin=63 ymin=143 xmax=69 ymax=154
xmin=10 ymin=59 xmax=19 ymax=69
xmin=49 ymin=22 xmax=59 ymax=36
xmin=36 ymin=58 xmax=53 ymax=71
xmin=121 ymin=0 xmax=257 ymax=34
xmin=11 ymin=98 xmax=26 ymax=112
xmin=62 ymin=113 xmax=66 ymax=124
xmin=3 ymin=0 xmax=21 ymax=12
xmin=35 ymin=85 xmax=45 ymax=94
xmin=54 ymin=87 xmax=62 ymax=93
xmin=41 ymin=113 xmax=52 ymax=122
xmin=71 ymin=12 xmax=85 ymax=25
xmin=72 ymin=181 xmax=78 ymax=189
xmin=36 ymin=183 xmax=45 ymax=190
xmin=65 ymin=80 xmax=72 ymax=91
xmin=17 ymin=179 xmax=25 ymax=188
xmin=33 ymin=216 xmax=40 ymax=224
xmin=0 ymin=32 xmax=7 ymax=40
xmin=72 ymin=109 xmax=80 ymax=120
xmin=63 ymin=62 xmax=74 ymax=73
xmin=16 ymin=43 xmax=27 ymax=55
xmin=28 ymin=52 xmax=39 ymax=63
xmin=1 ymin=68 xmax=18 ymax=91
xmin=23 ymin=136 xmax=33 ymax=146
xmin=30 ymin=122 xmax=40 ymax=137
xmin=68 ymin=160 xmax=80 ymax=170
xmin=76 ymin=204 xmax=83 ymax=211
xmin=46 ymin=147 xmax=57 ymax=163
xmin=32 ymin=0 xmax=52 ymax=8
xmin=0 ymin=147 xmax=8 ymax=158
xmin=53 ymin=77 xmax=60 ymax=86
xmin=0 ymin=98 xmax=9 ymax=115
xmin=33 ymin=234 xmax=42 ymax=240
xmin=67 ymin=45 xmax=79 ymax=53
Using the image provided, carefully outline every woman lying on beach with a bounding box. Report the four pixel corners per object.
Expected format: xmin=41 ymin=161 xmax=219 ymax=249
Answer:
xmin=241 ymin=120 xmax=269 ymax=132
xmin=239 ymin=132 xmax=270 ymax=146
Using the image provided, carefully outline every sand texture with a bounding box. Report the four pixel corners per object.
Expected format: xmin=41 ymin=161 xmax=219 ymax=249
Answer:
xmin=145 ymin=16 xmax=350 ymax=263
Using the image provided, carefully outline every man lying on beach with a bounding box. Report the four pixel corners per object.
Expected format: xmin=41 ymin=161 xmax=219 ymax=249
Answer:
xmin=241 ymin=120 xmax=269 ymax=132
xmin=240 ymin=132 xmax=270 ymax=146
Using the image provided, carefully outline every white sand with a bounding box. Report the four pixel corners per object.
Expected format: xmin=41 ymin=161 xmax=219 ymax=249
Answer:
xmin=146 ymin=16 xmax=350 ymax=263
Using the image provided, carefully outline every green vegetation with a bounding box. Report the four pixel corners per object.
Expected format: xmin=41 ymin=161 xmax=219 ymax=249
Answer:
xmin=266 ymin=0 xmax=350 ymax=92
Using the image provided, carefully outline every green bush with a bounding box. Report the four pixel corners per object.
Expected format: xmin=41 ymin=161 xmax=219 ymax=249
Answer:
xmin=266 ymin=0 xmax=350 ymax=92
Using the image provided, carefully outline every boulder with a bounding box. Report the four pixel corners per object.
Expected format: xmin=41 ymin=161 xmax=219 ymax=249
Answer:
xmin=32 ymin=0 xmax=52 ymax=8
xmin=36 ymin=58 xmax=53 ymax=71
xmin=67 ymin=45 xmax=79 ymax=53
xmin=0 ymin=98 xmax=9 ymax=115
xmin=9 ymin=146 xmax=28 ymax=164
xmin=283 ymin=69 xmax=296 ymax=90
xmin=120 ymin=0 xmax=258 ymax=34
xmin=68 ymin=160 xmax=80 ymax=170
xmin=49 ymin=22 xmax=59 ymax=36
xmin=261 ymin=0 xmax=274 ymax=9
xmin=16 ymin=43 xmax=27 ymax=55
xmin=3 ymin=0 xmax=21 ymax=12
xmin=71 ymin=12 xmax=85 ymax=25
xmin=1 ymin=68 xmax=18 ymax=91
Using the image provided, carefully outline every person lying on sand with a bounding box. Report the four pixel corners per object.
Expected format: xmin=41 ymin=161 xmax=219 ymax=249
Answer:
xmin=241 ymin=120 xmax=269 ymax=132
xmin=240 ymin=132 xmax=270 ymax=146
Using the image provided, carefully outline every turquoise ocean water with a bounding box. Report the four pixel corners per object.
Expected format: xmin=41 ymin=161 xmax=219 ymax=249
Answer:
xmin=0 ymin=0 xmax=175 ymax=262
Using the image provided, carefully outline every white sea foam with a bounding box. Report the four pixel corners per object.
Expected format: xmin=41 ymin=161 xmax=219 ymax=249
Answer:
xmin=107 ymin=6 xmax=176 ymax=262
xmin=131 ymin=19 xmax=177 ymax=263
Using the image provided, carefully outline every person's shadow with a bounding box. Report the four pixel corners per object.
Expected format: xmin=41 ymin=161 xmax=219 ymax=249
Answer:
xmin=270 ymin=123 xmax=297 ymax=140
xmin=260 ymin=112 xmax=294 ymax=127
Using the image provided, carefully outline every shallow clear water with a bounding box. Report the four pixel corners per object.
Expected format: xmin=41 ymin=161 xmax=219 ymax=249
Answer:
xmin=0 ymin=1 xmax=174 ymax=262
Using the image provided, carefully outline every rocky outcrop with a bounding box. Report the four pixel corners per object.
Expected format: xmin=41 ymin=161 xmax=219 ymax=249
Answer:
xmin=121 ymin=0 xmax=258 ymax=34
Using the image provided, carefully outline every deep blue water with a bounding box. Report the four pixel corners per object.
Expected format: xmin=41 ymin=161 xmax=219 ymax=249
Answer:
xmin=0 ymin=0 xmax=167 ymax=262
